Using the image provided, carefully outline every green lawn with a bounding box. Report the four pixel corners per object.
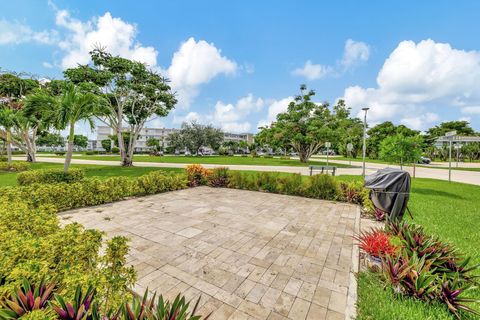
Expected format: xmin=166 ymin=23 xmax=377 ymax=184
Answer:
xmin=43 ymin=154 xmax=353 ymax=168
xmin=338 ymin=176 xmax=480 ymax=319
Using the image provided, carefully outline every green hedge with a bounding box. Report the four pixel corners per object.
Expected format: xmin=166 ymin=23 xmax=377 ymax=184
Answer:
xmin=2 ymin=170 xmax=187 ymax=211
xmin=17 ymin=168 xmax=85 ymax=185
xmin=0 ymin=161 xmax=30 ymax=172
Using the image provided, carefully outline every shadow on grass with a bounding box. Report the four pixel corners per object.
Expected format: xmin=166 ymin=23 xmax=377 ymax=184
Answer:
xmin=412 ymin=188 xmax=466 ymax=200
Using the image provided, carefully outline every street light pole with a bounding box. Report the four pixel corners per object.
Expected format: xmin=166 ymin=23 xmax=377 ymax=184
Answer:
xmin=362 ymin=107 xmax=370 ymax=177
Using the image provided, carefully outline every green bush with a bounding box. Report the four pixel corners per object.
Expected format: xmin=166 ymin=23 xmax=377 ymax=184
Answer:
xmin=227 ymin=171 xmax=255 ymax=190
xmin=55 ymin=151 xmax=66 ymax=156
xmin=0 ymin=193 xmax=135 ymax=307
xmin=17 ymin=168 xmax=85 ymax=185
xmin=254 ymin=172 xmax=280 ymax=193
xmin=0 ymin=156 xmax=7 ymax=162
xmin=277 ymin=173 xmax=304 ymax=196
xmin=304 ymin=174 xmax=340 ymax=200
xmin=0 ymin=161 xmax=30 ymax=172
xmin=2 ymin=171 xmax=187 ymax=212
xmin=85 ymin=151 xmax=98 ymax=155
xmin=208 ymin=167 xmax=230 ymax=187
xmin=111 ymin=147 xmax=120 ymax=154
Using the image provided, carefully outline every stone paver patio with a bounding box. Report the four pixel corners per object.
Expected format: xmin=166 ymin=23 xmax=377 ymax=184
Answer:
xmin=62 ymin=187 xmax=360 ymax=320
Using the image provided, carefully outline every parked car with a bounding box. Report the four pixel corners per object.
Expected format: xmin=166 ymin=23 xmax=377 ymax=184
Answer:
xmin=419 ymin=156 xmax=431 ymax=164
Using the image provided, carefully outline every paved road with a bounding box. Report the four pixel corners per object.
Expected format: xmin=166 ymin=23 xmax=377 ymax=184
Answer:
xmin=13 ymin=156 xmax=480 ymax=185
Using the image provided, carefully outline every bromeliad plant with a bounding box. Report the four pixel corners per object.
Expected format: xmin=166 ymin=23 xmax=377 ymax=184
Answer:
xmin=0 ymin=279 xmax=55 ymax=319
xmin=0 ymin=279 xmax=209 ymax=320
xmin=355 ymin=229 xmax=399 ymax=259
xmin=379 ymin=221 xmax=480 ymax=318
xmin=52 ymin=285 xmax=95 ymax=320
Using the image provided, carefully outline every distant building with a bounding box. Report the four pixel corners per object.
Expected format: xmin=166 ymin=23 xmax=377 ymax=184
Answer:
xmin=94 ymin=125 xmax=254 ymax=152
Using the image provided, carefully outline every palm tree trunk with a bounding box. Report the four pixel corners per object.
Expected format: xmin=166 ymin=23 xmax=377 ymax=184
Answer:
xmin=64 ymin=123 xmax=75 ymax=172
xmin=6 ymin=131 xmax=12 ymax=165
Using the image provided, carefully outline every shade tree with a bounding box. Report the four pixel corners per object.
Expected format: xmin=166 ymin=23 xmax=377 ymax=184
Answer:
xmin=64 ymin=47 xmax=176 ymax=166
xmin=379 ymin=134 xmax=423 ymax=170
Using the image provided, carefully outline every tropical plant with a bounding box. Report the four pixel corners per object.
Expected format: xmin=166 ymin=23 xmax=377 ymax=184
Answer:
xmin=208 ymin=167 xmax=229 ymax=188
xmin=24 ymin=83 xmax=100 ymax=172
xmin=52 ymin=286 xmax=95 ymax=320
xmin=0 ymin=279 xmax=55 ymax=319
xmin=185 ymin=164 xmax=212 ymax=187
xmin=356 ymin=229 xmax=399 ymax=259
xmin=64 ymin=47 xmax=176 ymax=167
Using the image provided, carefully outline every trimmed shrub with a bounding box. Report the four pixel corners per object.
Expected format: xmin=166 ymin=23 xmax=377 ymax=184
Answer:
xmin=2 ymin=170 xmax=187 ymax=212
xmin=17 ymin=168 xmax=85 ymax=186
xmin=0 ymin=161 xmax=30 ymax=172
xmin=304 ymin=174 xmax=340 ymax=200
xmin=208 ymin=167 xmax=230 ymax=187
xmin=186 ymin=164 xmax=212 ymax=187
xmin=277 ymin=173 xmax=304 ymax=196
xmin=0 ymin=156 xmax=7 ymax=162
xmin=227 ymin=171 xmax=255 ymax=190
xmin=254 ymin=172 xmax=280 ymax=193
xmin=55 ymin=151 xmax=66 ymax=156
xmin=111 ymin=147 xmax=120 ymax=154
xmin=0 ymin=193 xmax=135 ymax=307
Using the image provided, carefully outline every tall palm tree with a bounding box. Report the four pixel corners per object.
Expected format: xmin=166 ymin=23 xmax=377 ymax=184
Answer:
xmin=0 ymin=107 xmax=16 ymax=165
xmin=25 ymin=84 xmax=100 ymax=172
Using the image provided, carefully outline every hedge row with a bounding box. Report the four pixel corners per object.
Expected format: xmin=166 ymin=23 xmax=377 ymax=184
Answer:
xmin=17 ymin=168 xmax=85 ymax=185
xmin=1 ymin=170 xmax=187 ymax=211
xmin=185 ymin=165 xmax=374 ymax=211
xmin=0 ymin=161 xmax=30 ymax=172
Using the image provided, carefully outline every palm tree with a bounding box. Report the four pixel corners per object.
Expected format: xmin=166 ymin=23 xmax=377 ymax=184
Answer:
xmin=0 ymin=107 xmax=16 ymax=165
xmin=25 ymin=84 xmax=100 ymax=172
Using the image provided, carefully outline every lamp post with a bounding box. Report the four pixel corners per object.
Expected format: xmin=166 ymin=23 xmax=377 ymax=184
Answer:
xmin=362 ymin=107 xmax=369 ymax=177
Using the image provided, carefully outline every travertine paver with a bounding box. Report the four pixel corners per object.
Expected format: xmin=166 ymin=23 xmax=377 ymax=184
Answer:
xmin=62 ymin=187 xmax=359 ymax=320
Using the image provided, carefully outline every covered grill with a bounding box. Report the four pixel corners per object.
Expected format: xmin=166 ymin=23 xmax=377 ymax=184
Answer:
xmin=364 ymin=168 xmax=411 ymax=221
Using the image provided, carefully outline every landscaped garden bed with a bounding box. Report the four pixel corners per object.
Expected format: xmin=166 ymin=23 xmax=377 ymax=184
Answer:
xmin=0 ymin=164 xmax=479 ymax=319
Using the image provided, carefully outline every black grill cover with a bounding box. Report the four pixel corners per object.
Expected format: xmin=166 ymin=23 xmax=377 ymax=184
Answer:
xmin=364 ymin=168 xmax=411 ymax=221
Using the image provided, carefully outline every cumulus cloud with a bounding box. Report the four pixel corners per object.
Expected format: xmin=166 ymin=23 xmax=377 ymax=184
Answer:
xmin=210 ymin=94 xmax=264 ymax=132
xmin=292 ymin=60 xmax=331 ymax=80
xmin=292 ymin=39 xmax=370 ymax=80
xmin=257 ymin=97 xmax=294 ymax=129
xmin=166 ymin=37 xmax=237 ymax=108
xmin=54 ymin=10 xmax=158 ymax=69
xmin=341 ymin=39 xmax=370 ymax=69
xmin=51 ymin=9 xmax=238 ymax=109
xmin=0 ymin=19 xmax=57 ymax=45
xmin=462 ymin=106 xmax=480 ymax=115
xmin=342 ymin=39 xmax=480 ymax=130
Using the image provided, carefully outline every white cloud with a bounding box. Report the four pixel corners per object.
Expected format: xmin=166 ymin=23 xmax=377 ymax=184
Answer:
xmin=42 ymin=62 xmax=53 ymax=68
xmin=461 ymin=106 xmax=480 ymax=114
xmin=172 ymin=111 xmax=201 ymax=125
xmin=257 ymin=97 xmax=294 ymax=128
xmin=0 ymin=19 xmax=57 ymax=45
xmin=166 ymin=37 xmax=237 ymax=108
xmin=221 ymin=122 xmax=251 ymax=133
xmin=400 ymin=112 xmax=440 ymax=130
xmin=292 ymin=60 xmax=331 ymax=80
xmin=342 ymin=39 xmax=480 ymax=130
xmin=55 ymin=10 xmax=158 ymax=69
xmin=341 ymin=39 xmax=370 ymax=69
xmin=292 ymin=39 xmax=370 ymax=80
xmin=209 ymin=94 xmax=264 ymax=133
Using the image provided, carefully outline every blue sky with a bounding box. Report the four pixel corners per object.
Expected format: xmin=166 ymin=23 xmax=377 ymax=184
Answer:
xmin=1 ymin=0 xmax=480 ymax=137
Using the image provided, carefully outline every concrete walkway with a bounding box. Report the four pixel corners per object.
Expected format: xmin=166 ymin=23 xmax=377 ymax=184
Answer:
xmin=13 ymin=156 xmax=480 ymax=185
xmin=61 ymin=187 xmax=360 ymax=320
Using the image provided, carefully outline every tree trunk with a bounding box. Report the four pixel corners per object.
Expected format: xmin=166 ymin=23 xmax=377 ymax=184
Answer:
xmin=64 ymin=123 xmax=75 ymax=172
xmin=299 ymin=152 xmax=308 ymax=163
xmin=6 ymin=131 xmax=12 ymax=165
xmin=413 ymin=162 xmax=416 ymax=178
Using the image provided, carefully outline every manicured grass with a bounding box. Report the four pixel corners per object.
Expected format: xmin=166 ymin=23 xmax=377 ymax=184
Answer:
xmin=0 ymin=162 xmax=182 ymax=187
xmin=49 ymin=154 xmax=353 ymax=167
xmin=340 ymin=175 xmax=480 ymax=319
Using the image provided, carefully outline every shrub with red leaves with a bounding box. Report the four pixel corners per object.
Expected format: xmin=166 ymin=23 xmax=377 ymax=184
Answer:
xmin=356 ymin=229 xmax=398 ymax=258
